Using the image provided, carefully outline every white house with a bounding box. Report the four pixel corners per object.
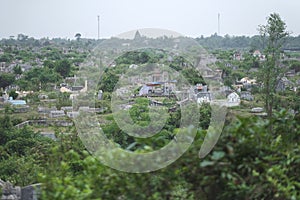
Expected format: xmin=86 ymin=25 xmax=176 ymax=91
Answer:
xmin=227 ymin=92 xmax=240 ymax=103
xmin=197 ymin=96 xmax=211 ymax=104
xmin=240 ymin=77 xmax=256 ymax=85
xmin=253 ymin=50 xmax=265 ymax=61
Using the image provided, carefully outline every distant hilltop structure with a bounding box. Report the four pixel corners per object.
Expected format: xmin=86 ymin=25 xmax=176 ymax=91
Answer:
xmin=134 ymin=30 xmax=142 ymax=40
xmin=116 ymin=28 xmax=182 ymax=39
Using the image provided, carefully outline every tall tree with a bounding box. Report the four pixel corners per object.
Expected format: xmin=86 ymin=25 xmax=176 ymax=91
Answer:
xmin=257 ymin=13 xmax=289 ymax=130
xmin=13 ymin=65 xmax=22 ymax=75
xmin=75 ymin=33 xmax=81 ymax=41
xmin=55 ymin=59 xmax=71 ymax=78
xmin=0 ymin=73 xmax=15 ymax=90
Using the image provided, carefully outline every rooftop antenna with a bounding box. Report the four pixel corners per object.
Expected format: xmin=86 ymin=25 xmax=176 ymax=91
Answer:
xmin=218 ymin=13 xmax=220 ymax=35
xmin=97 ymin=15 xmax=100 ymax=40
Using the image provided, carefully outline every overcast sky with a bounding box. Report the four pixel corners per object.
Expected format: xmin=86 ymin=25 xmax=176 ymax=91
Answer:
xmin=1 ymin=0 xmax=300 ymax=39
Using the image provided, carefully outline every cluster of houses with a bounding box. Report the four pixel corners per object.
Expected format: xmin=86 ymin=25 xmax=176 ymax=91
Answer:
xmin=1 ymin=42 xmax=300 ymax=124
xmin=134 ymin=60 xmax=299 ymax=108
xmin=0 ymin=46 xmax=43 ymax=74
xmin=119 ymin=65 xmax=245 ymax=108
xmin=232 ymin=50 xmax=266 ymax=61
xmin=38 ymin=105 xmax=103 ymax=119
xmin=138 ymin=80 xmax=177 ymax=97
xmin=0 ymin=41 xmax=90 ymax=74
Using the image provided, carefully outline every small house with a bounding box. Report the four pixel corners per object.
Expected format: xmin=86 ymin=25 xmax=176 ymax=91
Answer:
xmin=49 ymin=110 xmax=65 ymax=118
xmin=67 ymin=111 xmax=80 ymax=118
xmin=253 ymin=50 xmax=266 ymax=61
xmin=227 ymin=92 xmax=240 ymax=103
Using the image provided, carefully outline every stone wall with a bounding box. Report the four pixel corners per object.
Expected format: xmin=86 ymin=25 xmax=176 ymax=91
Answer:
xmin=0 ymin=180 xmax=21 ymax=200
xmin=0 ymin=180 xmax=40 ymax=200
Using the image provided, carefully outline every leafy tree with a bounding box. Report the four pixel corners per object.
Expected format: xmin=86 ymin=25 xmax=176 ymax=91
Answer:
xmin=0 ymin=73 xmax=15 ymax=89
xmin=56 ymin=92 xmax=72 ymax=109
xmin=75 ymin=33 xmax=82 ymax=41
xmin=257 ymin=13 xmax=289 ymax=128
xmin=0 ymin=116 xmax=12 ymax=145
xmin=129 ymin=98 xmax=150 ymax=124
xmin=289 ymin=60 xmax=300 ymax=73
xmin=13 ymin=65 xmax=22 ymax=75
xmin=17 ymin=34 xmax=28 ymax=41
xmin=8 ymin=90 xmax=18 ymax=100
xmin=199 ymin=102 xmax=212 ymax=129
xmin=0 ymin=53 xmax=13 ymax=62
xmin=181 ymin=68 xmax=205 ymax=85
xmin=98 ymin=69 xmax=119 ymax=92
xmin=43 ymin=60 xmax=56 ymax=69
xmin=169 ymin=56 xmax=187 ymax=71
xmin=17 ymin=67 xmax=62 ymax=91
xmin=55 ymin=59 xmax=71 ymax=78
xmin=115 ymin=51 xmax=151 ymax=65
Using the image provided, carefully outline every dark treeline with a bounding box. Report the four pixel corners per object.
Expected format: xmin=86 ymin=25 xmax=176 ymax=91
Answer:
xmin=196 ymin=33 xmax=300 ymax=50
xmin=2 ymin=33 xmax=300 ymax=50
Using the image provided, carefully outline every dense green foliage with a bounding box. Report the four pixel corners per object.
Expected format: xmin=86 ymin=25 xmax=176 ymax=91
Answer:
xmin=196 ymin=34 xmax=300 ymax=51
xmin=0 ymin=73 xmax=15 ymax=89
xmin=17 ymin=67 xmax=62 ymax=91
xmin=37 ymin=109 xmax=299 ymax=200
xmin=0 ymin=113 xmax=53 ymax=186
xmin=54 ymin=59 xmax=72 ymax=78
xmin=1 ymin=91 xmax=298 ymax=200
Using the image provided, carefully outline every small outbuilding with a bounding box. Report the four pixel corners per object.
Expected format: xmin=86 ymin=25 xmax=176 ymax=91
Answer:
xmin=227 ymin=92 xmax=240 ymax=103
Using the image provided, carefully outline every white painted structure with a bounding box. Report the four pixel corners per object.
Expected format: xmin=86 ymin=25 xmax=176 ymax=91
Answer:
xmin=227 ymin=92 xmax=240 ymax=103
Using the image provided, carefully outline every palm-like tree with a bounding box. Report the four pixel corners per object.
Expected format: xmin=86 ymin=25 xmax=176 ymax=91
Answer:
xmin=75 ymin=33 xmax=81 ymax=41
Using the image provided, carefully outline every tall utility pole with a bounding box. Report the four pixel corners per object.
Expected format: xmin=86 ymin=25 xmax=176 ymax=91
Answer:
xmin=218 ymin=13 xmax=220 ymax=35
xmin=97 ymin=15 xmax=100 ymax=40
